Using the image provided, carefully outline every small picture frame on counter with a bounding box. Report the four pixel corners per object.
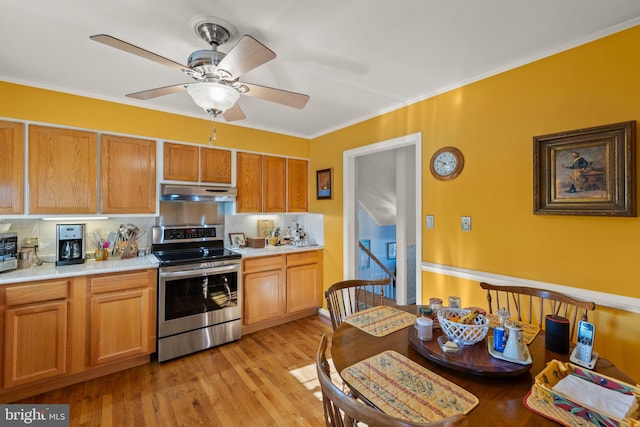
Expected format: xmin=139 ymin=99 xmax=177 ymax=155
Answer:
xmin=229 ymin=232 xmax=246 ymax=248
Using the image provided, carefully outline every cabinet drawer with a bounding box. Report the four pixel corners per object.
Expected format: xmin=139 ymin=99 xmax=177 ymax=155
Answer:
xmin=5 ymin=280 xmax=69 ymax=306
xmin=286 ymin=250 xmax=322 ymax=267
xmin=90 ymin=270 xmax=153 ymax=294
xmin=243 ymin=255 xmax=285 ymax=273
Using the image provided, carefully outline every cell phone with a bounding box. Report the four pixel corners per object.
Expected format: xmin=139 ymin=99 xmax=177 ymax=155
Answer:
xmin=576 ymin=320 xmax=595 ymax=363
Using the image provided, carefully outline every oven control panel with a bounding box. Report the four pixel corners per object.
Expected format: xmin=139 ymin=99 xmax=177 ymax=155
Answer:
xmin=152 ymin=225 xmax=223 ymax=244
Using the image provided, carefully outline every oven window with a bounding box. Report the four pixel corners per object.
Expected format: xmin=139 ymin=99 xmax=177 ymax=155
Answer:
xmin=164 ymin=272 xmax=238 ymax=320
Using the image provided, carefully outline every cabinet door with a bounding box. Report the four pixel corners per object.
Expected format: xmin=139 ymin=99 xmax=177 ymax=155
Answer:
xmin=101 ymin=134 xmax=156 ymax=214
xmin=287 ymin=158 xmax=309 ymax=212
xmin=28 ymin=125 xmax=98 ymax=214
xmin=236 ymin=152 xmax=263 ymax=213
xmin=4 ymin=301 xmax=68 ymax=388
xmin=286 ymin=263 xmax=320 ymax=313
xmin=90 ymin=288 xmax=151 ymax=366
xmin=0 ymin=120 xmax=24 ymax=214
xmin=163 ymin=142 xmax=198 ymax=181
xmin=264 ymin=155 xmax=286 ymax=212
xmin=243 ymin=269 xmax=285 ymax=324
xmin=201 ymin=147 xmax=232 ymax=184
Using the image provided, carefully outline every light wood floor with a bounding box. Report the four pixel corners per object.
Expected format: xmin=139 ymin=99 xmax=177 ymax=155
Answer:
xmin=18 ymin=315 xmax=334 ymax=427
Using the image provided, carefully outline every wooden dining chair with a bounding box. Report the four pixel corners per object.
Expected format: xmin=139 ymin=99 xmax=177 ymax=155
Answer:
xmin=479 ymin=282 xmax=596 ymax=340
xmin=316 ymin=335 xmax=467 ymax=427
xmin=325 ymin=278 xmax=391 ymax=330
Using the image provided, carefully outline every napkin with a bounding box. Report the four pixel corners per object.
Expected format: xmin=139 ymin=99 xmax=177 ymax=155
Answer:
xmin=552 ymin=373 xmax=639 ymax=420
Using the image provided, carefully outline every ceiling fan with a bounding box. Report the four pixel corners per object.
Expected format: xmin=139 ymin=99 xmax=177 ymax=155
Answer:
xmin=90 ymin=17 xmax=309 ymax=122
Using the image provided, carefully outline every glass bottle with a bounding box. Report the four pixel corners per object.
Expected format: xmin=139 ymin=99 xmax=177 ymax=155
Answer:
xmin=428 ymin=297 xmax=443 ymax=316
xmin=448 ymin=296 xmax=461 ymax=309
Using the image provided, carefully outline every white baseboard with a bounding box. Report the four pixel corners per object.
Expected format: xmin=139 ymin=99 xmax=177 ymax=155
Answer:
xmin=422 ymin=262 xmax=640 ymax=314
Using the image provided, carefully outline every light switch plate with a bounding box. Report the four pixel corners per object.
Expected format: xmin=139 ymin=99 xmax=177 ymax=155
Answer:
xmin=426 ymin=215 xmax=434 ymax=229
xmin=461 ymin=216 xmax=471 ymax=231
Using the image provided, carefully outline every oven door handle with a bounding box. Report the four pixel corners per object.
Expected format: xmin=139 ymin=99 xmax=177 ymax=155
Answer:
xmin=159 ymin=264 xmax=240 ymax=279
xmin=219 ymin=277 xmax=232 ymax=307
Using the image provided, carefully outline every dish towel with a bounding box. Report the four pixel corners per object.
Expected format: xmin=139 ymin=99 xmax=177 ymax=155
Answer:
xmin=552 ymin=373 xmax=639 ymax=420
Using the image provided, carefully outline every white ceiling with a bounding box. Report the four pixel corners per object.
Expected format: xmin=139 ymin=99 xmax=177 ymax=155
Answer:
xmin=2 ymin=1 xmax=640 ymax=139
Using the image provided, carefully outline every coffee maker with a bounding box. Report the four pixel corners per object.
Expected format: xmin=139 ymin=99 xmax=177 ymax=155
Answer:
xmin=56 ymin=224 xmax=86 ymax=266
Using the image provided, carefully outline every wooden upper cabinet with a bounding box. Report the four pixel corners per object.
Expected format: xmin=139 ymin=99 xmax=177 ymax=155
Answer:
xmin=236 ymin=152 xmax=263 ymax=213
xmin=263 ymin=155 xmax=286 ymax=212
xmin=201 ymin=147 xmax=232 ymax=184
xmin=0 ymin=120 xmax=24 ymax=214
xmin=28 ymin=125 xmax=98 ymax=214
xmin=287 ymin=158 xmax=309 ymax=212
xmin=163 ymin=142 xmax=198 ymax=182
xmin=100 ymin=134 xmax=156 ymax=214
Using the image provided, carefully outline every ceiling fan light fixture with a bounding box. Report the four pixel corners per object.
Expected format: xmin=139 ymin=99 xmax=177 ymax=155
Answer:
xmin=232 ymin=82 xmax=249 ymax=93
xmin=187 ymin=82 xmax=240 ymax=113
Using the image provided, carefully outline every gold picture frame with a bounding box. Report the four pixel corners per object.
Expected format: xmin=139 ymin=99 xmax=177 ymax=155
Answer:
xmin=533 ymin=121 xmax=636 ymax=216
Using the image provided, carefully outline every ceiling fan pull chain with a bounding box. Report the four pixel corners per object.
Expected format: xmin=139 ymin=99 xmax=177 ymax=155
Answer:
xmin=208 ymin=111 xmax=217 ymax=144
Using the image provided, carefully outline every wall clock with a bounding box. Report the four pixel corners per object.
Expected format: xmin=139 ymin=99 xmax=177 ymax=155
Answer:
xmin=430 ymin=146 xmax=464 ymax=181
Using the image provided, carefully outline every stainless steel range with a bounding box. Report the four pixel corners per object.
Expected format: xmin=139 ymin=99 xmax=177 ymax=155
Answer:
xmin=152 ymin=224 xmax=242 ymax=362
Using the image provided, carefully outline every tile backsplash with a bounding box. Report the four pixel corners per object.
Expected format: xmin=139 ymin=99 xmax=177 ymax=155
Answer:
xmin=1 ymin=212 xmax=324 ymax=259
xmin=2 ymin=217 xmax=156 ymax=259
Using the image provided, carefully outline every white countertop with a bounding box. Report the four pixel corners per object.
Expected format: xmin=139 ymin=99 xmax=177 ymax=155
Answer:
xmin=0 ymin=246 xmax=324 ymax=285
xmin=0 ymin=255 xmax=160 ymax=285
xmin=230 ymin=245 xmax=323 ymax=258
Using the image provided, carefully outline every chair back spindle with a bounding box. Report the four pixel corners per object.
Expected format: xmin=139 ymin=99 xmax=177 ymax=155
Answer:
xmin=325 ymin=279 xmax=390 ymax=330
xmin=480 ymin=282 xmax=595 ymax=341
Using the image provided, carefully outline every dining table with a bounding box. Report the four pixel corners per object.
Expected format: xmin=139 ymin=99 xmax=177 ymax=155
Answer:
xmin=330 ymin=306 xmax=637 ymax=426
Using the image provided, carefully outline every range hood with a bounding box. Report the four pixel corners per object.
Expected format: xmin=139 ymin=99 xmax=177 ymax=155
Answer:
xmin=160 ymin=184 xmax=237 ymax=202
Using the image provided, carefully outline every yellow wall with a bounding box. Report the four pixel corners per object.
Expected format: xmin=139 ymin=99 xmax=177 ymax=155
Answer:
xmin=3 ymin=25 xmax=640 ymax=379
xmin=310 ymin=26 xmax=640 ymax=380
xmin=0 ymin=81 xmax=309 ymax=157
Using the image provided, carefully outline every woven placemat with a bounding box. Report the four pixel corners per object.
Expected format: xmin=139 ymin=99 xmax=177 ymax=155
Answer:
xmin=341 ymin=350 xmax=479 ymax=423
xmin=344 ymin=306 xmax=416 ymax=337
xmin=524 ymin=390 xmax=588 ymax=426
xmin=486 ymin=314 xmax=541 ymax=344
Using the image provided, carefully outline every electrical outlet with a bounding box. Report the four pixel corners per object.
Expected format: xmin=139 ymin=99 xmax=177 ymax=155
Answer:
xmin=461 ymin=216 xmax=471 ymax=231
xmin=24 ymin=237 xmax=39 ymax=247
xmin=426 ymin=215 xmax=434 ymax=229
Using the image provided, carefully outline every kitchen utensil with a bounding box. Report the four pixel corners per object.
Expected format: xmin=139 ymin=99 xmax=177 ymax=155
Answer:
xmin=106 ymin=232 xmax=117 ymax=249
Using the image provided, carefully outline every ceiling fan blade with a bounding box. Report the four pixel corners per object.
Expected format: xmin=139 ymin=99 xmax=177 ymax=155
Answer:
xmin=90 ymin=34 xmax=186 ymax=72
xmin=223 ymin=103 xmax=246 ymax=122
xmin=217 ymin=35 xmax=276 ymax=79
xmin=126 ymin=83 xmax=187 ymax=100
xmin=241 ymin=82 xmax=309 ymax=109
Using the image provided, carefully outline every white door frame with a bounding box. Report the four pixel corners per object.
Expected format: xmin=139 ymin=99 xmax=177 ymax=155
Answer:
xmin=343 ymin=132 xmax=422 ymax=305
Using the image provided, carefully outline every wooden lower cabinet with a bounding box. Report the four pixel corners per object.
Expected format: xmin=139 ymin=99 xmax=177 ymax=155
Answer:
xmin=244 ymin=268 xmax=286 ymax=324
xmin=287 ymin=263 xmax=320 ymax=313
xmin=4 ymin=300 xmax=68 ymax=388
xmin=2 ymin=278 xmax=72 ymax=391
xmin=89 ymin=269 xmax=156 ymax=366
xmin=0 ymin=269 xmax=157 ymax=402
xmin=242 ymin=250 xmax=322 ymax=334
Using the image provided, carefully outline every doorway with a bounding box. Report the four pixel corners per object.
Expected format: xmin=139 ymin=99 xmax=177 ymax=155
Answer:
xmin=343 ymin=132 xmax=422 ymax=305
